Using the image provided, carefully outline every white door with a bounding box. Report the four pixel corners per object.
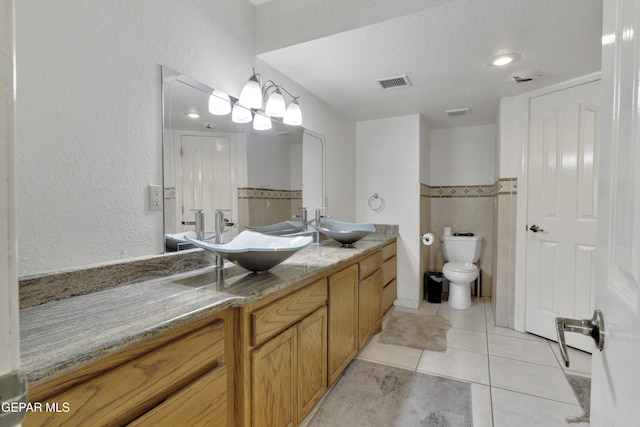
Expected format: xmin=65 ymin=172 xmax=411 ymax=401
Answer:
xmin=179 ymin=135 xmax=234 ymax=233
xmin=525 ymin=80 xmax=601 ymax=352
xmin=590 ymin=0 xmax=640 ymax=423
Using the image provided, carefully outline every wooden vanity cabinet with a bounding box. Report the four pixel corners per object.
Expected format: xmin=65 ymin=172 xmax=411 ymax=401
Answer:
xmin=24 ymin=311 xmax=233 ymax=427
xmin=241 ymin=278 xmax=328 ymax=427
xmin=357 ymin=251 xmax=383 ymax=349
xmin=327 ymin=264 xmax=359 ymax=385
xmin=382 ymin=240 xmax=398 ymax=314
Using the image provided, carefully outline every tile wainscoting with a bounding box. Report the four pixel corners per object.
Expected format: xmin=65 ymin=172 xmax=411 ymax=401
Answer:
xmin=420 ymin=178 xmax=517 ymax=307
xmin=236 ymin=187 xmax=302 ymax=231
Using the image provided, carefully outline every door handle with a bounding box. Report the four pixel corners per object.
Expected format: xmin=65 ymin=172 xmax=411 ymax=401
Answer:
xmin=529 ymin=224 xmax=544 ymax=232
xmin=555 ymin=310 xmax=605 ymax=367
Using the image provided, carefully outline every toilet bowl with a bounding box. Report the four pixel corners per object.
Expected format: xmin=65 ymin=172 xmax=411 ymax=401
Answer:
xmin=440 ymin=235 xmax=482 ymax=310
xmin=442 ymin=261 xmax=479 ymax=310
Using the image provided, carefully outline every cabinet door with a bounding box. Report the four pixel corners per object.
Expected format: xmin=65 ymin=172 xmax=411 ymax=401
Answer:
xmin=328 ymin=264 xmax=358 ymax=385
xmin=128 ymin=366 xmax=228 ymax=427
xmin=358 ymin=277 xmax=372 ymax=349
xmin=297 ymin=306 xmax=327 ymax=421
xmin=358 ymin=269 xmax=383 ymax=349
xmin=251 ymin=328 xmax=297 ymax=427
xmin=371 ymin=269 xmax=383 ymax=334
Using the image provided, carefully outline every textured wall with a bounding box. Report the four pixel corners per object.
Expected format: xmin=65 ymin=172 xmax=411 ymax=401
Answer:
xmin=15 ymin=0 xmax=356 ymax=276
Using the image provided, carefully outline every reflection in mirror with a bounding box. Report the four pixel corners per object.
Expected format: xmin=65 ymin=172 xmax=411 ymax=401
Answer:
xmin=161 ymin=67 xmax=324 ymax=252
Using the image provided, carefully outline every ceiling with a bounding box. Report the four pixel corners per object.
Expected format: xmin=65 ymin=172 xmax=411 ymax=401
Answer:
xmin=251 ymin=0 xmax=603 ymax=129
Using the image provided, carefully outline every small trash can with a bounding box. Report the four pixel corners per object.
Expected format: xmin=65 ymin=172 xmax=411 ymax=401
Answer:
xmin=424 ymin=271 xmax=444 ymax=303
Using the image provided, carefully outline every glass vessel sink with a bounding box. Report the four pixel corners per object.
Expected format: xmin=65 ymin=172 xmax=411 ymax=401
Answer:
xmin=245 ymin=221 xmax=305 ymax=236
xmin=317 ymin=218 xmax=375 ymax=246
xmin=185 ymin=230 xmax=313 ymax=272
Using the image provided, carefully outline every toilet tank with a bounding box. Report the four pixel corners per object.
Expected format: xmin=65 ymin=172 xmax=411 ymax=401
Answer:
xmin=440 ymin=235 xmax=482 ymax=263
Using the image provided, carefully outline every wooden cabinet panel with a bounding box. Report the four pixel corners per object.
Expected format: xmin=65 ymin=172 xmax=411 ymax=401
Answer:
xmin=382 ymin=255 xmax=397 ymax=286
xmin=128 ymin=365 xmax=228 ymax=427
xmin=382 ymin=240 xmax=397 ymax=261
xmin=297 ymin=306 xmax=327 ymax=421
xmin=358 ymin=269 xmax=383 ymax=349
xmin=327 ymin=264 xmax=358 ymax=385
xmin=358 ymin=251 xmax=382 ymax=280
xmin=26 ymin=321 xmax=224 ymax=427
xmin=383 ymin=279 xmax=397 ymax=314
xmin=251 ymin=279 xmax=327 ymax=347
xmin=251 ymin=327 xmax=297 ymax=427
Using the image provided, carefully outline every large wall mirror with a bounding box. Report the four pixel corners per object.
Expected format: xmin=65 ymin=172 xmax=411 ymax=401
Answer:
xmin=162 ymin=67 xmax=324 ymax=251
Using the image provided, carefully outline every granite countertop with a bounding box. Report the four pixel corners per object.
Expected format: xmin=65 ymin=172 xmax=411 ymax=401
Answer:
xmin=20 ymin=233 xmax=397 ymax=386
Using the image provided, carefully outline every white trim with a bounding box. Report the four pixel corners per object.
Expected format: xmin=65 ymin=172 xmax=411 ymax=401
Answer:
xmin=512 ymin=72 xmax=602 ymax=332
xmin=0 ymin=0 xmax=20 ymax=376
xmin=393 ymin=298 xmax=420 ymax=309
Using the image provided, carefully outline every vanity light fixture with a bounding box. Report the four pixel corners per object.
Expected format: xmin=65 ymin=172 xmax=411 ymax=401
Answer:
xmin=253 ymin=110 xmax=272 ymax=131
xmin=184 ymin=112 xmax=201 ymax=119
xmin=208 ymin=89 xmax=232 ymax=115
xmin=486 ymin=52 xmax=521 ymax=67
xmin=231 ymin=101 xmax=252 ymax=124
xmin=236 ymin=68 xmax=303 ymax=128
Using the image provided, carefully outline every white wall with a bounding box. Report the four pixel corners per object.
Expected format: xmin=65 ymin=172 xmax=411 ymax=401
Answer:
xmin=15 ymin=0 xmax=356 ymax=276
xmin=430 ymin=125 xmax=496 ymax=186
xmin=356 ymin=114 xmax=422 ymax=308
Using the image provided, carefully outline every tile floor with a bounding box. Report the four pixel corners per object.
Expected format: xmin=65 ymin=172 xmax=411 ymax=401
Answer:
xmin=306 ymin=297 xmax=592 ymax=426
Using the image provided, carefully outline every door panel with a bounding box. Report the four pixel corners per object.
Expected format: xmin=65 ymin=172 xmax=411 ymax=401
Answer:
xmin=525 ymin=80 xmax=601 ymax=351
xmin=179 ymin=135 xmax=233 ymax=233
xmin=591 ymin=0 xmax=640 ymax=423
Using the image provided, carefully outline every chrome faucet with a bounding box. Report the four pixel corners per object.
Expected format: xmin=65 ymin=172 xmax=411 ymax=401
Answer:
xmin=314 ymin=207 xmax=328 ymax=242
xmin=181 ymin=209 xmax=204 ymax=240
xmin=214 ymin=209 xmax=233 ymax=268
xmin=293 ymin=207 xmax=308 ymax=231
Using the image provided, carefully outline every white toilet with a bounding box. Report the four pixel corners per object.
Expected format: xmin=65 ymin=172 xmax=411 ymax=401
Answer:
xmin=440 ymin=235 xmax=482 ymax=310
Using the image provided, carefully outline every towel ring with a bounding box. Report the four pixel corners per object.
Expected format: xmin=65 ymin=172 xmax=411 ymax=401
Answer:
xmin=368 ymin=193 xmax=385 ymax=212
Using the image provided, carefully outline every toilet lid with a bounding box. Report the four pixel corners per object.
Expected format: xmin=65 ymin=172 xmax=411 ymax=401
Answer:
xmin=443 ymin=261 xmax=477 ymax=273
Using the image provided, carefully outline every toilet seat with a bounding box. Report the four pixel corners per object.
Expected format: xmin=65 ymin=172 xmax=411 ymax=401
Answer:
xmin=443 ymin=261 xmax=477 ymax=274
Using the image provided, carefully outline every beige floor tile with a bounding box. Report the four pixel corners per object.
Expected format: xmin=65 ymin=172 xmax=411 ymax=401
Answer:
xmin=440 ymin=309 xmax=488 ymax=333
xmin=417 ymin=347 xmax=490 ymax=385
xmin=471 ymin=383 xmax=493 ymax=427
xmin=488 ymin=333 xmax=559 ymax=367
xmin=447 ymin=327 xmax=488 ymax=354
xmin=491 ymin=387 xmax=584 ymax=427
xmin=486 ymin=319 xmax=547 ymax=342
xmin=489 ymin=356 xmax=578 ymax=405
xmin=550 ymin=343 xmax=592 ymax=374
xmin=356 ymin=334 xmax=422 ymax=370
xmin=437 ymin=296 xmax=486 ymax=320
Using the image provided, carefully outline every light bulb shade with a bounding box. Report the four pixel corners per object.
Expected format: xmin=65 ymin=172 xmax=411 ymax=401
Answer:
xmin=265 ymin=89 xmax=286 ymax=118
xmin=283 ymin=100 xmax=302 ymax=126
xmin=208 ymin=89 xmax=231 ymax=115
xmin=239 ymin=76 xmax=263 ymax=109
xmin=231 ymin=102 xmax=252 ymax=124
xmin=253 ymin=110 xmax=272 ymax=130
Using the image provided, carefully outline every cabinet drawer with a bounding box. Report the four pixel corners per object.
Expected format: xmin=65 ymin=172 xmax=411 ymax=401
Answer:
xmin=128 ymin=366 xmax=228 ymax=427
xmin=382 ymin=240 xmax=397 ymax=261
xmin=251 ymin=279 xmax=327 ymax=347
xmin=26 ymin=321 xmax=224 ymax=427
xmin=382 ymin=279 xmax=397 ymax=314
xmin=382 ymin=256 xmax=397 ymax=285
xmin=359 ymin=251 xmax=382 ymax=279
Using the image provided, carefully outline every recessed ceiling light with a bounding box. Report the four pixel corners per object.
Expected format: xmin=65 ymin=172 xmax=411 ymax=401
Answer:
xmin=486 ymin=52 xmax=521 ymax=67
xmin=184 ymin=112 xmax=200 ymax=119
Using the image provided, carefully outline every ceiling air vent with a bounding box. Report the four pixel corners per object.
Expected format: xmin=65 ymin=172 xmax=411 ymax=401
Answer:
xmin=446 ymin=107 xmax=470 ymax=116
xmin=376 ymin=75 xmax=411 ymax=90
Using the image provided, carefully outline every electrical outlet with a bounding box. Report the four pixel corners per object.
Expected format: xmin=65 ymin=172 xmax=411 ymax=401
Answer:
xmin=148 ymin=185 xmax=163 ymax=211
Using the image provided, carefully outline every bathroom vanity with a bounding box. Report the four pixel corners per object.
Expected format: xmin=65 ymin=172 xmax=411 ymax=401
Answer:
xmin=19 ymin=233 xmax=397 ymax=426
